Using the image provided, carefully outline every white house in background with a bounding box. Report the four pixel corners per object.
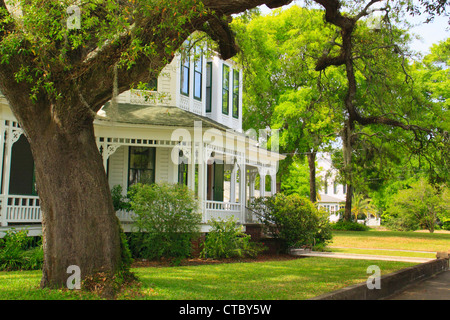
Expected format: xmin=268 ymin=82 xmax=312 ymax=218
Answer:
xmin=316 ymin=153 xmax=380 ymax=226
xmin=0 ymin=47 xmax=284 ymax=236
xmin=316 ymin=153 xmax=346 ymax=223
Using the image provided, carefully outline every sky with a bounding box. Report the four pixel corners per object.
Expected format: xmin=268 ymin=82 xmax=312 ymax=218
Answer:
xmin=258 ymin=1 xmax=449 ymax=57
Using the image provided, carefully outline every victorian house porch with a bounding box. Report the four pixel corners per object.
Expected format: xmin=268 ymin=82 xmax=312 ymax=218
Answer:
xmin=0 ymin=49 xmax=284 ymax=236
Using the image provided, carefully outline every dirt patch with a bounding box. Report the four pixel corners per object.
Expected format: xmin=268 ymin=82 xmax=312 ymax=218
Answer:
xmin=131 ymin=254 xmax=300 ymax=268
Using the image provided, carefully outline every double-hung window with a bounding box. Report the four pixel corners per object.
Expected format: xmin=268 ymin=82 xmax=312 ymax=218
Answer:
xmin=194 ymin=48 xmax=202 ymax=101
xmin=222 ymin=64 xmax=230 ymax=115
xmin=232 ymin=70 xmax=240 ymax=118
xmin=128 ymin=147 xmax=156 ymax=187
xmin=206 ymin=62 xmax=212 ymax=112
xmin=180 ymin=53 xmax=190 ymax=96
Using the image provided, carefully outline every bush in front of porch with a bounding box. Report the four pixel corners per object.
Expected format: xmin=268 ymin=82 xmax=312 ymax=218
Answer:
xmin=126 ymin=183 xmax=202 ymax=265
xmin=200 ymin=217 xmax=266 ymax=259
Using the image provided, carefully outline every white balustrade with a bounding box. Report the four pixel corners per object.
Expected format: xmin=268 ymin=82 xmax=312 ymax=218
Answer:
xmin=2 ymin=195 xmax=41 ymax=225
xmin=204 ymin=200 xmax=243 ymax=223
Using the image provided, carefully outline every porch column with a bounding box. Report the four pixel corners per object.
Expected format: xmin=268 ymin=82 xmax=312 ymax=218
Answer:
xmin=248 ymin=171 xmax=256 ymax=200
xmin=188 ymin=143 xmax=195 ymax=192
xmin=270 ymin=172 xmax=277 ymax=195
xmin=197 ymin=144 xmax=207 ymax=222
xmin=239 ymin=162 xmax=246 ymax=223
xmin=230 ymin=161 xmax=237 ymax=203
xmin=101 ymin=143 xmax=120 ymax=174
xmin=259 ymin=169 xmax=266 ymax=198
xmin=1 ymin=123 xmax=23 ymax=227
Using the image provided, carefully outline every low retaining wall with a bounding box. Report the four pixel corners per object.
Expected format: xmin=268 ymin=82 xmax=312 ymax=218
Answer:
xmin=311 ymin=258 xmax=449 ymax=300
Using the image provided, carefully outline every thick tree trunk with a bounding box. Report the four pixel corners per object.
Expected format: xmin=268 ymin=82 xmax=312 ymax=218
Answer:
xmin=27 ymin=118 xmax=122 ymax=289
xmin=307 ymin=151 xmax=317 ymax=203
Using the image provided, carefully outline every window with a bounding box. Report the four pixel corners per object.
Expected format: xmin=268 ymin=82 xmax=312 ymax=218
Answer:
xmin=194 ymin=48 xmax=202 ymax=101
xmin=180 ymin=53 xmax=190 ymax=96
xmin=222 ymin=64 xmax=230 ymax=115
xmin=178 ymin=163 xmax=188 ymax=186
xmin=232 ymin=69 xmax=239 ymax=118
xmin=206 ymin=62 xmax=212 ymax=112
xmin=178 ymin=151 xmax=189 ymax=186
xmin=324 ymin=179 xmax=328 ymax=194
xmin=128 ymin=147 xmax=156 ymax=187
xmin=343 ymin=184 xmax=347 ymax=194
xmin=333 ymin=181 xmax=338 ymax=194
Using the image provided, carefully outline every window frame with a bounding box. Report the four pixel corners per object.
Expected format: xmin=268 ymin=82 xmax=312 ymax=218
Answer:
xmin=206 ymin=62 xmax=212 ymax=113
xmin=180 ymin=53 xmax=190 ymax=96
xmin=193 ymin=48 xmax=203 ymax=101
xmin=232 ymin=69 xmax=240 ymax=119
xmin=128 ymin=146 xmax=156 ymax=188
xmin=222 ymin=64 xmax=230 ymax=115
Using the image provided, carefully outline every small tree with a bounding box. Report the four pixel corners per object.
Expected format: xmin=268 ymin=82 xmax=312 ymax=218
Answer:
xmin=351 ymin=193 xmax=376 ymax=221
xmin=129 ymin=183 xmax=201 ymax=262
xmin=385 ymin=178 xmax=449 ymax=233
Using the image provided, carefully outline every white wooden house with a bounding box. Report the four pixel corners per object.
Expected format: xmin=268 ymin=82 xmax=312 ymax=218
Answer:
xmin=0 ymin=50 xmax=284 ymax=236
xmin=317 ymin=153 xmax=380 ymax=226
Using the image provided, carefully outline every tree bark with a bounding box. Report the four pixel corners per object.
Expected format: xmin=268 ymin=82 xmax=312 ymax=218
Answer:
xmin=24 ymin=110 xmax=122 ymax=289
xmin=341 ymin=121 xmax=354 ymax=221
xmin=307 ymin=151 xmax=317 ymax=203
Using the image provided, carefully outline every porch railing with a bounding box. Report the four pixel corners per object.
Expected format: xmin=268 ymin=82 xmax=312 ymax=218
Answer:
xmin=0 ymin=196 xmax=248 ymax=227
xmin=204 ymin=200 xmax=243 ymax=224
xmin=0 ymin=195 xmax=41 ymax=226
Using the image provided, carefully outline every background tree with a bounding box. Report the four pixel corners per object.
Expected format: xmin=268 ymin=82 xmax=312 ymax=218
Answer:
xmin=233 ymin=6 xmax=341 ymax=203
xmin=384 ymin=178 xmax=449 ymax=232
xmin=312 ymin=0 xmax=449 ymax=220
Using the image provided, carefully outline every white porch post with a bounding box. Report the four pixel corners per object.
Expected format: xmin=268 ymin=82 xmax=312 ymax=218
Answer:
xmin=230 ymin=161 xmax=237 ymax=203
xmin=239 ymin=161 xmax=246 ymax=223
xmin=1 ymin=123 xmax=23 ymax=227
xmin=249 ymin=171 xmax=256 ymax=200
xmin=271 ymin=172 xmax=277 ymax=195
xmin=259 ymin=169 xmax=266 ymax=198
xmin=101 ymin=143 xmax=120 ymax=175
xmin=188 ymin=143 xmax=195 ymax=192
xmin=197 ymin=144 xmax=207 ymax=222
xmin=0 ymin=122 xmax=6 ymax=227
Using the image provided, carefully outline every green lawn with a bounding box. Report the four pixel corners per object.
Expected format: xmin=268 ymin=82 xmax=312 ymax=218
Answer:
xmin=0 ymin=257 xmax=415 ymax=300
xmin=329 ymin=230 xmax=450 ymax=253
xmin=2 ymin=229 xmax=447 ymax=300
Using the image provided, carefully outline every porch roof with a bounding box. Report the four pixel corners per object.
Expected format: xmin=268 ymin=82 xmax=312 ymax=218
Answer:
xmin=97 ymin=102 xmax=230 ymax=131
xmin=318 ymin=194 xmax=345 ymax=204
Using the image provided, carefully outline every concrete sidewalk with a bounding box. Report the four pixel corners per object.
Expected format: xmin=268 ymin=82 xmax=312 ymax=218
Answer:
xmin=386 ymin=270 xmax=450 ymax=300
xmin=290 ymin=249 xmax=434 ymax=263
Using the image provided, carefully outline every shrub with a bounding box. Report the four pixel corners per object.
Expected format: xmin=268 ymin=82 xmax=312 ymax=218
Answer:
xmin=129 ymin=183 xmax=202 ymax=263
xmin=330 ymin=220 xmax=370 ymax=231
xmin=0 ymin=229 xmax=43 ymax=271
xmin=248 ymin=194 xmax=333 ymax=251
xmin=201 ymin=217 xmax=265 ymax=259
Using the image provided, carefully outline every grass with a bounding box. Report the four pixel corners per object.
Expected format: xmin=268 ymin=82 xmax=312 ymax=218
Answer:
xmin=0 ymin=257 xmax=415 ymax=300
xmin=329 ymin=229 xmax=450 ymax=253
xmin=1 ymin=229 xmax=447 ymax=300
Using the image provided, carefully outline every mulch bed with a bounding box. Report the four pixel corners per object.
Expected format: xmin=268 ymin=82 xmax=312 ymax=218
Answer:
xmin=131 ymin=253 xmax=300 ymax=268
